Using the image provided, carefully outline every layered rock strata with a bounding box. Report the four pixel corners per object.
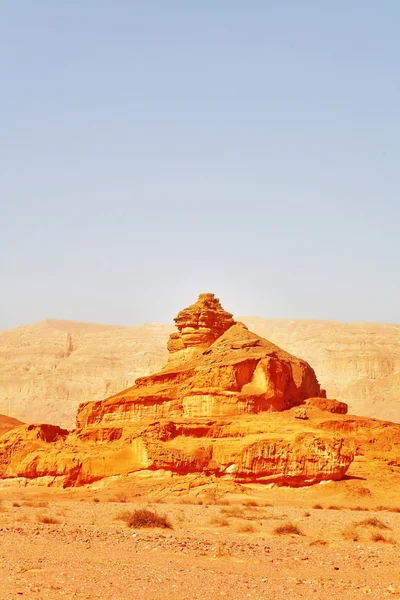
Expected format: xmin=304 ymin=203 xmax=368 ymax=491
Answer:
xmin=77 ymin=294 xmax=326 ymax=427
xmin=0 ymin=294 xmax=357 ymax=488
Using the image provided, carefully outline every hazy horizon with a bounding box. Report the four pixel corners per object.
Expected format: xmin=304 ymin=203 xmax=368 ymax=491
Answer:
xmin=2 ymin=2 xmax=400 ymax=330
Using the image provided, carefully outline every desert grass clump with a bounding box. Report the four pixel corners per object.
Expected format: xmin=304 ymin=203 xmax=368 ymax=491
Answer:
xmin=215 ymin=541 xmax=232 ymax=557
xmin=342 ymin=526 xmax=360 ymax=542
xmin=210 ymin=516 xmax=230 ymax=527
xmin=220 ymin=506 xmax=244 ymax=518
xmin=237 ymin=522 xmax=256 ymax=533
xmin=274 ymin=522 xmax=303 ymax=536
xmin=243 ymin=500 xmax=259 ymax=507
xmin=37 ymin=513 xmax=60 ymax=525
xmin=309 ymin=539 xmax=328 ymax=547
xmin=370 ymin=532 xmax=393 ymax=543
xmin=349 ymin=505 xmax=370 ymax=512
xmin=357 ymin=517 xmax=390 ymax=530
xmin=111 ymin=491 xmax=128 ymax=503
xmin=117 ymin=508 xmax=172 ymax=529
xmin=22 ymin=500 xmax=48 ymax=508
xmin=178 ymin=497 xmax=203 ymax=506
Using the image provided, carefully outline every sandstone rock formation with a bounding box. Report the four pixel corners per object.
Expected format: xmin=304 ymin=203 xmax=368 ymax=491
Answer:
xmin=76 ymin=294 xmax=325 ymax=427
xmin=0 ymin=294 xmax=355 ymax=488
xmin=0 ymin=310 xmax=399 ymax=428
xmin=0 ymin=413 xmax=354 ymax=487
xmin=167 ymin=293 xmax=235 ymax=367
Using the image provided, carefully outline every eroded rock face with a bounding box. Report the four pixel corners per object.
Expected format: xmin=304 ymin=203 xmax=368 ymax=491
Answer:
xmin=0 ymin=415 xmax=355 ymax=488
xmin=76 ymin=297 xmax=326 ymax=428
xmin=1 ymin=312 xmax=399 ymax=429
xmin=166 ymin=293 xmax=235 ymax=367
xmin=0 ymin=295 xmax=357 ymax=488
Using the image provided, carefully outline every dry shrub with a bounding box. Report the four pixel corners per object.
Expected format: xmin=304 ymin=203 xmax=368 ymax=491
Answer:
xmin=243 ymin=500 xmax=259 ymax=507
xmin=303 ymin=511 xmax=311 ymax=517
xmin=309 ymin=539 xmax=328 ymax=547
xmin=37 ymin=513 xmax=60 ymax=525
xmin=371 ymin=532 xmax=394 ymax=543
xmin=237 ymin=522 xmax=256 ymax=533
xmin=92 ymin=497 xmax=100 ymax=503
xmin=313 ymin=503 xmax=323 ymax=510
xmin=356 ymin=517 xmax=390 ymax=530
xmin=12 ymin=502 xmax=21 ymax=508
xmin=220 ymin=506 xmax=244 ymax=518
xmin=353 ymin=487 xmax=371 ymax=497
xmin=350 ymin=505 xmax=370 ymax=512
xmin=111 ymin=491 xmax=128 ymax=503
xmin=210 ymin=516 xmax=229 ymax=527
xmin=342 ymin=526 xmax=360 ymax=542
xmin=327 ymin=505 xmax=342 ymax=510
xmin=389 ymin=507 xmax=400 ymax=513
xmin=215 ymin=542 xmax=232 ymax=557
xmin=22 ymin=500 xmax=48 ymax=508
xmin=274 ymin=522 xmax=302 ymax=536
xmin=178 ymin=497 xmax=203 ymax=505
xmin=117 ymin=508 xmax=172 ymax=529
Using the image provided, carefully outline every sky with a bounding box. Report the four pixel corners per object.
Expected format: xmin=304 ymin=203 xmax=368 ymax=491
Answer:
xmin=1 ymin=1 xmax=400 ymax=330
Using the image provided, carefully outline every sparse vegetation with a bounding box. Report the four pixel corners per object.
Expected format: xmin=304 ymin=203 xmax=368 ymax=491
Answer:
xmin=327 ymin=505 xmax=342 ymax=510
xmin=209 ymin=516 xmax=230 ymax=527
xmin=37 ymin=513 xmax=60 ymax=525
xmin=112 ymin=491 xmax=128 ymax=503
xmin=309 ymin=539 xmax=328 ymax=546
xmin=342 ymin=526 xmax=360 ymax=542
xmin=116 ymin=508 xmax=172 ymax=529
xmin=273 ymin=522 xmax=302 ymax=536
xmin=178 ymin=497 xmax=203 ymax=505
xmin=371 ymin=532 xmax=390 ymax=543
xmin=243 ymin=500 xmax=259 ymax=507
xmin=214 ymin=542 xmax=232 ymax=557
xmin=22 ymin=500 xmax=48 ymax=508
xmin=356 ymin=517 xmax=390 ymax=530
xmin=220 ymin=506 xmax=244 ymax=518
xmin=237 ymin=522 xmax=256 ymax=533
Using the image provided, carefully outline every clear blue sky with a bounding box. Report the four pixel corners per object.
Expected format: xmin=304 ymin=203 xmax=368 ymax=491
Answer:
xmin=1 ymin=1 xmax=399 ymax=329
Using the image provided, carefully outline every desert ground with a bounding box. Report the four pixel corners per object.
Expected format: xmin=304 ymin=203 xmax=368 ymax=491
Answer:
xmin=1 ymin=465 xmax=400 ymax=600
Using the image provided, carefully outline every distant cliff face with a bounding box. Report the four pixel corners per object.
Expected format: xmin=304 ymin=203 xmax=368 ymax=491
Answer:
xmin=0 ymin=320 xmax=172 ymax=427
xmin=0 ymin=314 xmax=399 ymax=428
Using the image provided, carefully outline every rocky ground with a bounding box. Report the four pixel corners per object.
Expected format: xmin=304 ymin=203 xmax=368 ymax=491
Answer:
xmin=0 ymin=483 xmax=400 ymax=600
